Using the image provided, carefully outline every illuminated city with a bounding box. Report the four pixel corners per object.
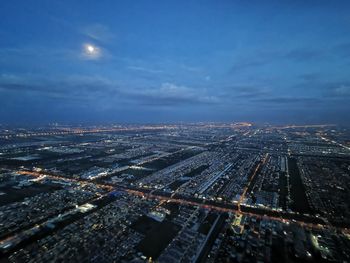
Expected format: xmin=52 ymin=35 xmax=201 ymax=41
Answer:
xmin=1 ymin=1 xmax=350 ymax=262
xmin=0 ymin=123 xmax=349 ymax=262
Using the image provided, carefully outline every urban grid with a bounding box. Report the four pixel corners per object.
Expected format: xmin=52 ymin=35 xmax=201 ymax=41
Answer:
xmin=0 ymin=123 xmax=349 ymax=262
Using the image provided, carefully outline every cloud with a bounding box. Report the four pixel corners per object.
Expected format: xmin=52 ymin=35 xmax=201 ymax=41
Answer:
xmin=332 ymin=84 xmax=350 ymax=96
xmin=284 ymin=48 xmax=323 ymax=62
xmin=298 ymin=73 xmax=321 ymax=81
xmin=0 ymin=74 xmax=120 ymax=101
xmin=126 ymin=82 xmax=220 ymax=106
xmin=0 ymin=44 xmax=110 ymax=67
xmin=233 ymin=85 xmax=270 ymax=98
xmin=332 ymin=42 xmax=350 ymax=58
xmin=81 ymin=43 xmax=102 ymax=60
xmin=81 ymin=24 xmax=115 ymax=43
xmin=229 ymin=46 xmax=327 ymax=74
xmin=324 ymin=83 xmax=350 ymax=97
xmin=254 ymin=97 xmax=321 ymax=104
xmin=0 ymin=46 xmax=75 ymax=61
xmin=0 ymin=74 xmax=219 ymax=107
xmin=127 ymin=66 xmax=163 ymax=74
xmin=180 ymin=65 xmax=202 ymax=72
xmin=219 ymin=85 xmax=271 ymax=100
xmin=230 ymin=59 xmax=269 ymax=73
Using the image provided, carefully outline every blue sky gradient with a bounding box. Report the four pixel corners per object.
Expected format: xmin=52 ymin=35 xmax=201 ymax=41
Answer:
xmin=1 ymin=1 xmax=350 ymax=124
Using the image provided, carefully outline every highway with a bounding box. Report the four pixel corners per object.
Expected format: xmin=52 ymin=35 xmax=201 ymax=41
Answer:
xmin=319 ymin=134 xmax=350 ymax=151
xmin=1 ymin=167 xmax=349 ymax=257
xmin=16 ymin=169 xmax=344 ymax=231
xmin=0 ymin=125 xmax=174 ymax=139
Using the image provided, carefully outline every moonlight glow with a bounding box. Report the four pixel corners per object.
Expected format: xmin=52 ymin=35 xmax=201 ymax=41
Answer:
xmin=83 ymin=43 xmax=101 ymax=59
xmin=87 ymin=45 xmax=95 ymax=53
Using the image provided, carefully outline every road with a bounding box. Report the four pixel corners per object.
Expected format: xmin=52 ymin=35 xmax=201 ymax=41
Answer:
xmin=0 ymin=126 xmax=174 ymax=139
xmin=238 ymin=153 xmax=269 ymax=212
xmin=2 ymin=167 xmax=348 ymax=257
xmin=16 ymin=169 xmax=335 ymax=228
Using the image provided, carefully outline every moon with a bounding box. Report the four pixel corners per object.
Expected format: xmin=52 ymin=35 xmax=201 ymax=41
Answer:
xmin=83 ymin=43 xmax=101 ymax=59
xmin=86 ymin=45 xmax=95 ymax=53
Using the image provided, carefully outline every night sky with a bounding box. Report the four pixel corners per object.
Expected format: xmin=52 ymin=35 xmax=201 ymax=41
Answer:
xmin=1 ymin=1 xmax=350 ymax=124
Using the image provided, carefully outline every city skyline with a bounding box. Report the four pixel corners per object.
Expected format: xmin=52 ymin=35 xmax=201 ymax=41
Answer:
xmin=1 ymin=1 xmax=350 ymax=124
